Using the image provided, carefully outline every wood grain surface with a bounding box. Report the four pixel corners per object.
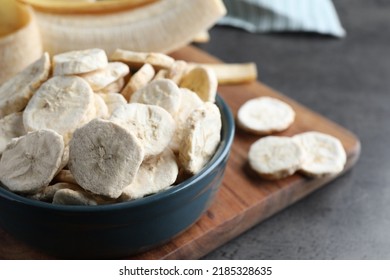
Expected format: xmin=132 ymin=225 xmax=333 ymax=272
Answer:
xmin=0 ymin=46 xmax=360 ymax=259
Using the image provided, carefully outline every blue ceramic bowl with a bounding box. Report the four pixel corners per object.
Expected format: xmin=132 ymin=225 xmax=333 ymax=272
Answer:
xmin=0 ymin=95 xmax=234 ymax=258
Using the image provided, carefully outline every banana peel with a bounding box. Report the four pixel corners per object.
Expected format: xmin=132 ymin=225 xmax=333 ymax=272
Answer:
xmin=0 ymin=0 xmax=42 ymax=84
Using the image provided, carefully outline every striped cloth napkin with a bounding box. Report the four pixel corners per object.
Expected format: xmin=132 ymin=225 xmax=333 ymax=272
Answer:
xmin=218 ymin=0 xmax=346 ymax=37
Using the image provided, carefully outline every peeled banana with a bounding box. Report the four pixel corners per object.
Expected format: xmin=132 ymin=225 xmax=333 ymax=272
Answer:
xmin=0 ymin=0 xmax=42 ymax=84
xmin=30 ymin=0 xmax=226 ymax=54
xmin=18 ymin=0 xmax=159 ymax=14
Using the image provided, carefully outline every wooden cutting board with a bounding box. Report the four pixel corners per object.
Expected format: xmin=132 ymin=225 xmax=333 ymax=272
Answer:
xmin=0 ymin=46 xmax=360 ymax=260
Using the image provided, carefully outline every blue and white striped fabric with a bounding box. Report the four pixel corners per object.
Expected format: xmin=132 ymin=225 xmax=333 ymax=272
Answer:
xmin=218 ymin=0 xmax=346 ymax=38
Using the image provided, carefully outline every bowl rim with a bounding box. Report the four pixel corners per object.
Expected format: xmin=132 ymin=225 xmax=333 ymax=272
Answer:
xmin=0 ymin=94 xmax=235 ymax=212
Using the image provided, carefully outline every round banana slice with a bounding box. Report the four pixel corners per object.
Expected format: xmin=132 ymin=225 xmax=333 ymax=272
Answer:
xmin=53 ymin=169 xmax=78 ymax=185
xmin=98 ymin=77 xmax=125 ymax=94
xmin=0 ymin=52 xmax=50 ymax=118
xmin=179 ymin=102 xmax=221 ymax=174
xmin=122 ymin=148 xmax=179 ymax=200
xmin=110 ymin=103 xmax=175 ymax=158
xmin=166 ymin=60 xmax=188 ymax=84
xmin=110 ymin=49 xmax=175 ymax=70
xmin=153 ymin=69 xmax=168 ymax=81
xmin=57 ymin=145 xmax=69 ymax=173
xmin=0 ymin=129 xmax=65 ymax=194
xmin=53 ymin=48 xmax=108 ymax=76
xmin=248 ymin=136 xmax=303 ymax=180
xmin=78 ymin=62 xmax=130 ymax=91
xmin=237 ymin=96 xmax=295 ymax=135
xmin=179 ymin=65 xmax=217 ymax=102
xmin=53 ymin=188 xmax=98 ymax=206
xmin=0 ymin=112 xmax=26 ymax=155
xmin=169 ymin=88 xmax=203 ymax=153
xmin=130 ymin=78 xmax=182 ymax=116
xmin=293 ymin=131 xmax=347 ymax=177
xmin=68 ymin=118 xmax=144 ymax=199
xmin=23 ymin=75 xmax=95 ymax=143
xmin=97 ymin=93 xmax=127 ymax=116
xmin=94 ymin=94 xmax=109 ymax=119
xmin=121 ymin=63 xmax=155 ymax=101
xmin=29 ymin=182 xmax=81 ymax=202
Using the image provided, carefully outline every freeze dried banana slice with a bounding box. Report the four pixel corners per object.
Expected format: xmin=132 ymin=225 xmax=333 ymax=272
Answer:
xmin=78 ymin=62 xmax=130 ymax=91
xmin=192 ymin=30 xmax=210 ymax=43
xmin=29 ymin=182 xmax=80 ymax=202
xmin=94 ymin=94 xmax=109 ymax=119
xmin=122 ymin=148 xmax=179 ymax=200
xmin=98 ymin=93 xmax=127 ymax=116
xmin=153 ymin=69 xmax=168 ymax=81
xmin=53 ymin=188 xmax=98 ymax=206
xmin=0 ymin=129 xmax=65 ymax=194
xmin=68 ymin=118 xmax=144 ymax=199
xmin=99 ymin=77 xmax=125 ymax=94
xmin=130 ymin=78 xmax=182 ymax=116
xmin=166 ymin=60 xmax=188 ymax=84
xmin=0 ymin=53 xmax=50 ymax=118
xmin=51 ymin=184 xmax=117 ymax=205
xmin=237 ymin=96 xmax=295 ymax=135
xmin=0 ymin=112 xmax=26 ymax=155
xmin=188 ymin=62 xmax=257 ymax=85
xmin=121 ymin=63 xmax=155 ymax=101
xmin=23 ymin=76 xmax=95 ymax=143
xmin=179 ymin=65 xmax=218 ymax=102
xmin=53 ymin=169 xmax=78 ymax=185
xmin=179 ymin=102 xmax=221 ymax=174
xmin=293 ymin=131 xmax=347 ymax=177
xmin=53 ymin=48 xmax=108 ymax=76
xmin=57 ymin=145 xmax=70 ymax=173
xmin=169 ymin=88 xmax=203 ymax=153
xmin=110 ymin=49 xmax=175 ymax=70
xmin=248 ymin=136 xmax=303 ymax=180
xmin=110 ymin=103 xmax=175 ymax=158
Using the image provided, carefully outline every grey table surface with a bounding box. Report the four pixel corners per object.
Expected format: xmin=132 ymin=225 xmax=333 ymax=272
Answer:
xmin=199 ymin=0 xmax=390 ymax=260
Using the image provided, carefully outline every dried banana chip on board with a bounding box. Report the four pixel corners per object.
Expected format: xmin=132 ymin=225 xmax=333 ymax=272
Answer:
xmin=248 ymin=136 xmax=303 ymax=180
xmin=293 ymin=131 xmax=347 ymax=177
xmin=237 ymin=96 xmax=295 ymax=135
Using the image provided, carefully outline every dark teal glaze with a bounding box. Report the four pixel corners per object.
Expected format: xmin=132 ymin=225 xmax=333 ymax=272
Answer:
xmin=0 ymin=95 xmax=235 ymax=259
